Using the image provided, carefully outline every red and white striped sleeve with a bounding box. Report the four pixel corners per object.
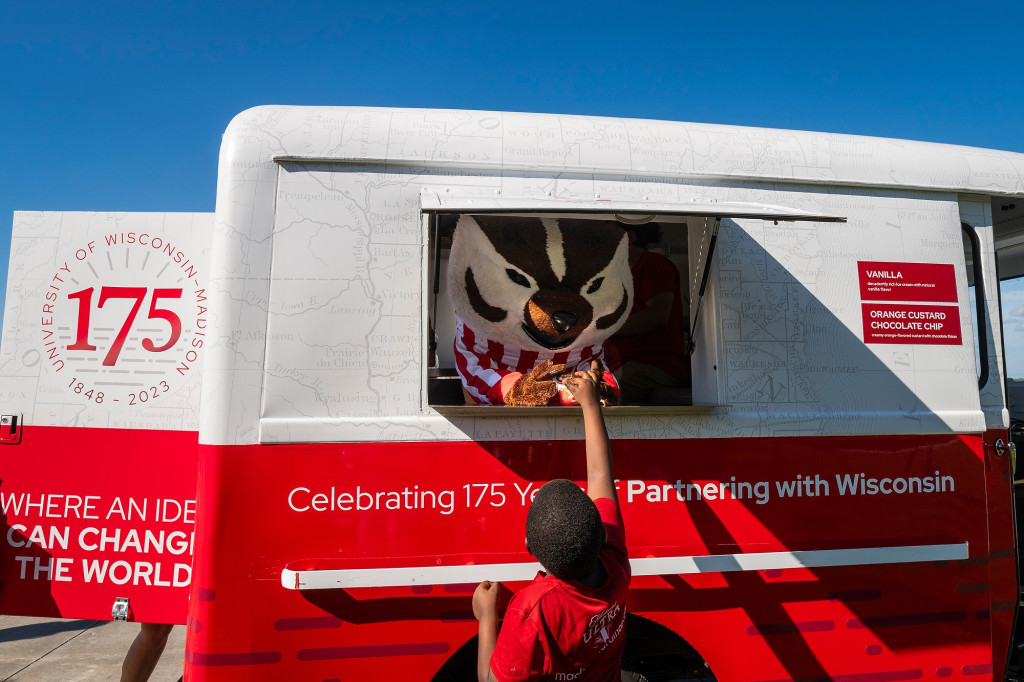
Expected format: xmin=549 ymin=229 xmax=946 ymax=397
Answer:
xmin=453 ymin=320 xmax=523 ymax=404
xmin=453 ymin=320 xmax=621 ymax=405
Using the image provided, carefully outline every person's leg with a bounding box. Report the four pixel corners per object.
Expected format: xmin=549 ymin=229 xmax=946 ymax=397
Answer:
xmin=121 ymin=622 xmax=174 ymax=682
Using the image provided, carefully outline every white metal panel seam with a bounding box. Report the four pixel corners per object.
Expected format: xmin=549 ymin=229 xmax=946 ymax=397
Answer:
xmin=280 ymin=542 xmax=968 ymax=590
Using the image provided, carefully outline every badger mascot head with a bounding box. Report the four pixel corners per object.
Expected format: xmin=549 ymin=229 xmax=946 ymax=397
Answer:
xmin=448 ymin=215 xmax=633 ymax=405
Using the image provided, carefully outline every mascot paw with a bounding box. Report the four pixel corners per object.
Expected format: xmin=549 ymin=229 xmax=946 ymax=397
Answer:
xmin=504 ymin=360 xmax=565 ymax=406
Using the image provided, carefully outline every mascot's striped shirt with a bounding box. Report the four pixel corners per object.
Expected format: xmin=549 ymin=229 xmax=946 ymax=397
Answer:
xmin=454 ymin=318 xmax=616 ymax=405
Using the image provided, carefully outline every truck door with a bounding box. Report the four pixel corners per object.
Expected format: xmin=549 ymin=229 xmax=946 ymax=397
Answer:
xmin=0 ymin=211 xmax=211 ymax=624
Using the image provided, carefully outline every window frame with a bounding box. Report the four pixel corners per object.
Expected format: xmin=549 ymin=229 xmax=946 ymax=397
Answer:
xmin=421 ymin=193 xmax=846 ymax=411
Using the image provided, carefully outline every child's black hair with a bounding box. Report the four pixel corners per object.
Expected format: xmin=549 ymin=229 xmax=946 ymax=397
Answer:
xmin=526 ymin=479 xmax=604 ymax=581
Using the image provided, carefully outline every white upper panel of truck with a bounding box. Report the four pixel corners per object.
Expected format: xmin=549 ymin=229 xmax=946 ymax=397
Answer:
xmin=194 ymin=107 xmax=1024 ymax=445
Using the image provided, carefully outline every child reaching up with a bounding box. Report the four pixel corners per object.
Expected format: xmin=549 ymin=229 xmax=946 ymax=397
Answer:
xmin=473 ymin=361 xmax=630 ymax=681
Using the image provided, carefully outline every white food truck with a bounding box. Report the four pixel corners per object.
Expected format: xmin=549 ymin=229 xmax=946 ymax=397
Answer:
xmin=2 ymin=106 xmax=1024 ymax=680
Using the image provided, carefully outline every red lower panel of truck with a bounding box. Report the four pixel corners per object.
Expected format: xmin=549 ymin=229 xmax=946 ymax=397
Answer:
xmin=0 ymin=426 xmax=198 ymax=624
xmin=185 ymin=434 xmax=1013 ymax=680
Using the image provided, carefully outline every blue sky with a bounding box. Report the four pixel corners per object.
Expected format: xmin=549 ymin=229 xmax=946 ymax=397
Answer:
xmin=2 ymin=0 xmax=1023 ymax=364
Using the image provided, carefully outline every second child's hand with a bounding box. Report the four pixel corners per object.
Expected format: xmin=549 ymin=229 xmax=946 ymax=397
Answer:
xmin=473 ymin=581 xmax=500 ymax=682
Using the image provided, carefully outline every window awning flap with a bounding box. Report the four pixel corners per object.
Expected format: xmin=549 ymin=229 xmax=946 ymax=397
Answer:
xmin=421 ymin=192 xmax=847 ymax=223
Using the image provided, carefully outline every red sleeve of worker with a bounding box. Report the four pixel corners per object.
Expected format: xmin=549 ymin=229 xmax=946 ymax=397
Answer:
xmin=633 ymin=252 xmax=679 ymax=307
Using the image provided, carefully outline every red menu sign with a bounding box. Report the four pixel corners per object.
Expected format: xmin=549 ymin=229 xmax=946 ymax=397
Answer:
xmin=857 ymin=261 xmax=957 ymax=303
xmin=862 ymin=303 xmax=962 ymax=345
xmin=857 ymin=261 xmax=960 ymax=345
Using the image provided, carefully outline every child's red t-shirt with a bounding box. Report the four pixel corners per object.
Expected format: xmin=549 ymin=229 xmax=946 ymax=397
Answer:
xmin=490 ymin=497 xmax=630 ymax=681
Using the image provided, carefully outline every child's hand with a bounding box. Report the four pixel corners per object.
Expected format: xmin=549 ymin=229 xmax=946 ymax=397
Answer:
xmin=473 ymin=580 xmax=500 ymax=621
xmin=565 ymin=360 xmax=603 ymax=408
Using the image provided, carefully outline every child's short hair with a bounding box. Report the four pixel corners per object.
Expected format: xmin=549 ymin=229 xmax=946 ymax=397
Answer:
xmin=526 ymin=479 xmax=604 ymax=580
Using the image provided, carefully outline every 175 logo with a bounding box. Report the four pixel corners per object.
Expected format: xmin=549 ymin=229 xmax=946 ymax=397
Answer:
xmin=42 ymin=233 xmax=206 ymax=409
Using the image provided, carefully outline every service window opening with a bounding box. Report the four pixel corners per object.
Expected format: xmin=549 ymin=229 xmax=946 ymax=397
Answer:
xmin=425 ymin=212 xmax=695 ymax=408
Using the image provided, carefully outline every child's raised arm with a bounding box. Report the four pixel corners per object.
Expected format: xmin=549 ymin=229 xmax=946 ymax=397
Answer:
xmin=565 ymin=361 xmax=616 ymax=502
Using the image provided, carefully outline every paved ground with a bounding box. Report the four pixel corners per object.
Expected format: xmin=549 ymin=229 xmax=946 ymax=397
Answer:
xmin=0 ymin=616 xmax=185 ymax=682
